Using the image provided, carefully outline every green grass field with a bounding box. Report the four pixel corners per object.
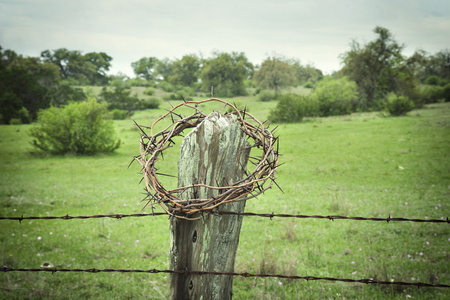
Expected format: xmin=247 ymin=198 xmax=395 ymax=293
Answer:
xmin=0 ymin=97 xmax=449 ymax=299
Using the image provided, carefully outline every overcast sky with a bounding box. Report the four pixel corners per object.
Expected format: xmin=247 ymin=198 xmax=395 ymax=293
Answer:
xmin=1 ymin=0 xmax=449 ymax=77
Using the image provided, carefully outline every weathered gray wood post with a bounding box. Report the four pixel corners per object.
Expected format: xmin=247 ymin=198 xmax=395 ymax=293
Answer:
xmin=170 ymin=111 xmax=250 ymax=299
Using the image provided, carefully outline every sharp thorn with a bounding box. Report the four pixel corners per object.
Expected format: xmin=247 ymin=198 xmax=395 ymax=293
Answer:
xmin=271 ymin=178 xmax=284 ymax=193
xmin=155 ymin=172 xmax=177 ymax=178
xmin=127 ymin=158 xmax=135 ymax=169
xmin=133 ymin=120 xmax=148 ymax=137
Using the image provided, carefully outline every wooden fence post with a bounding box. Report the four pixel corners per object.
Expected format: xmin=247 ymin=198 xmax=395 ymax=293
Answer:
xmin=170 ymin=111 xmax=250 ymax=299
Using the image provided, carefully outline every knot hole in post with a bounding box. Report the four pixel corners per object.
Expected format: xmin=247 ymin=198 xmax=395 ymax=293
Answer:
xmin=192 ymin=230 xmax=197 ymax=243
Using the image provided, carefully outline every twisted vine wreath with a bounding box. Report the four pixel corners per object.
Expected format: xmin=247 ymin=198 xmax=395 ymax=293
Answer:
xmin=134 ymin=98 xmax=281 ymax=220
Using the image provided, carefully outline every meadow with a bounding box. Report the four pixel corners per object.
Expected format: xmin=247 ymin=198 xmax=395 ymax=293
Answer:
xmin=0 ymin=94 xmax=449 ymax=299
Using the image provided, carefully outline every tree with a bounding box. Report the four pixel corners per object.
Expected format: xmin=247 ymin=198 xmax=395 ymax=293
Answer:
xmin=405 ymin=49 xmax=429 ymax=83
xmin=0 ymin=48 xmax=61 ymax=123
xmin=201 ymin=52 xmax=253 ymax=97
xmin=340 ymin=26 xmax=407 ymax=109
xmin=41 ymin=48 xmax=73 ymax=79
xmin=154 ymin=58 xmax=174 ymax=81
xmin=83 ymin=52 xmax=112 ymax=85
xmin=426 ymin=50 xmax=450 ymax=81
xmin=1 ymin=47 xmax=89 ymax=124
xmin=41 ymin=48 xmax=112 ymax=85
xmin=41 ymin=48 xmax=87 ymax=83
xmin=253 ymin=56 xmax=296 ymax=95
xmin=98 ymin=87 xmax=141 ymax=112
xmin=292 ymin=61 xmax=323 ymax=85
xmin=131 ymin=57 xmax=159 ymax=81
xmin=168 ymin=54 xmax=200 ymax=86
xmin=404 ymin=49 xmax=450 ymax=104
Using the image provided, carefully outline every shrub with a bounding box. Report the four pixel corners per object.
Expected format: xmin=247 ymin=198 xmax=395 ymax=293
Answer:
xmin=304 ymin=81 xmax=314 ymax=89
xmin=385 ymin=94 xmax=414 ymax=116
xmin=419 ymin=85 xmax=444 ymax=104
xmin=268 ymin=94 xmax=318 ymax=123
xmin=258 ymin=90 xmax=275 ymax=102
xmin=144 ymin=87 xmax=155 ymax=96
xmin=110 ymin=109 xmax=132 ymax=120
xmin=127 ymin=78 xmax=153 ymax=87
xmin=424 ymin=75 xmax=441 ymax=86
xmin=163 ymin=91 xmax=193 ymax=101
xmin=17 ymin=107 xmax=32 ymax=124
xmin=182 ymin=86 xmax=196 ymax=96
xmin=159 ymin=81 xmax=174 ymax=92
xmin=29 ymin=99 xmax=120 ymax=155
xmin=109 ymin=78 xmax=129 ymax=89
xmin=443 ymin=83 xmax=450 ymax=102
xmin=311 ymin=77 xmax=358 ymax=116
xmin=10 ymin=118 xmax=22 ymax=125
xmin=141 ymin=97 xmax=160 ymax=109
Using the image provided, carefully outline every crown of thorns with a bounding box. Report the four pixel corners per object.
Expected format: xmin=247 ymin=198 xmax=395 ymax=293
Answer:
xmin=134 ymin=98 xmax=281 ymax=220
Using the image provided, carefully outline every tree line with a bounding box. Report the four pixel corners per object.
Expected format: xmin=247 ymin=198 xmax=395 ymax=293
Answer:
xmin=0 ymin=47 xmax=107 ymax=124
xmin=126 ymin=51 xmax=322 ymax=97
xmin=1 ymin=26 xmax=449 ymax=125
xmin=268 ymin=27 xmax=449 ymax=122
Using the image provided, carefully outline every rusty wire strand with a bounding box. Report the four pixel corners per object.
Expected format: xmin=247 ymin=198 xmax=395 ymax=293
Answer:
xmin=215 ymin=211 xmax=450 ymax=223
xmin=0 ymin=212 xmax=448 ymax=223
xmin=1 ymin=267 xmax=448 ymax=288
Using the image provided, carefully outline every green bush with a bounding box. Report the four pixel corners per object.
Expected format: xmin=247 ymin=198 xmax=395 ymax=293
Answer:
xmin=144 ymin=87 xmax=155 ymax=96
xmin=109 ymin=78 xmax=129 ymax=89
xmin=311 ymin=77 xmax=358 ymax=116
xmin=420 ymin=85 xmax=444 ymax=103
xmin=29 ymin=99 xmax=121 ymax=155
xmin=268 ymin=94 xmax=318 ymax=123
xmin=258 ymin=90 xmax=275 ymax=102
xmin=304 ymin=81 xmax=314 ymax=89
xmin=443 ymin=83 xmax=450 ymax=102
xmin=385 ymin=94 xmax=414 ymax=116
xmin=17 ymin=107 xmax=32 ymax=124
xmin=141 ymin=97 xmax=160 ymax=109
xmin=163 ymin=91 xmax=193 ymax=101
xmin=9 ymin=118 xmax=22 ymax=125
xmin=110 ymin=109 xmax=132 ymax=120
xmin=158 ymin=81 xmax=174 ymax=92
xmin=127 ymin=78 xmax=153 ymax=87
xmin=182 ymin=86 xmax=196 ymax=96
xmin=424 ymin=75 xmax=441 ymax=86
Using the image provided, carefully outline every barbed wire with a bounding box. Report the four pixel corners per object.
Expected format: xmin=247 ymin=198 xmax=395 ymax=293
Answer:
xmin=215 ymin=211 xmax=450 ymax=223
xmin=2 ymin=267 xmax=448 ymax=288
xmin=0 ymin=211 xmax=448 ymax=224
xmin=0 ymin=213 xmax=166 ymax=222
